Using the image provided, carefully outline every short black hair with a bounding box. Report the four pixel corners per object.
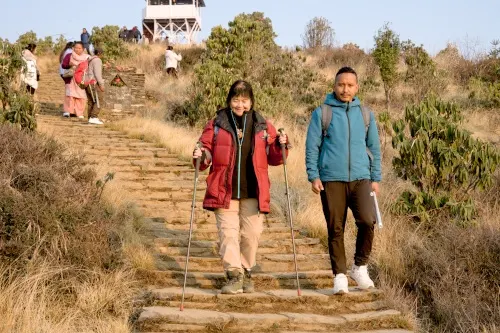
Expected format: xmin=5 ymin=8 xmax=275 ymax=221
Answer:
xmin=335 ymin=66 xmax=358 ymax=80
xmin=167 ymin=45 xmax=173 ymax=50
xmin=74 ymin=41 xmax=84 ymax=47
xmin=226 ymin=80 xmax=255 ymax=109
xmin=26 ymin=43 xmax=37 ymax=52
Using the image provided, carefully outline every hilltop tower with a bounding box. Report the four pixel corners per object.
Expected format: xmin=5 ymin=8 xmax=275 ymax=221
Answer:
xmin=142 ymin=0 xmax=205 ymax=44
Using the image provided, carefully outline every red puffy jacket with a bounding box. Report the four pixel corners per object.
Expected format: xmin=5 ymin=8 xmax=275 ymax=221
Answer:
xmin=194 ymin=109 xmax=288 ymax=213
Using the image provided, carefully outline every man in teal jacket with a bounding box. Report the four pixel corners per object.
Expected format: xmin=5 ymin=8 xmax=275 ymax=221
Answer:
xmin=306 ymin=67 xmax=382 ymax=295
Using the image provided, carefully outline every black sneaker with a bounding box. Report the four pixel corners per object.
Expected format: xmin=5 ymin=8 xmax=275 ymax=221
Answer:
xmin=243 ymin=269 xmax=254 ymax=293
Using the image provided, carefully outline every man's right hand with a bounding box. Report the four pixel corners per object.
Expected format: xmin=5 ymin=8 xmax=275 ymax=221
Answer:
xmin=311 ymin=179 xmax=324 ymax=194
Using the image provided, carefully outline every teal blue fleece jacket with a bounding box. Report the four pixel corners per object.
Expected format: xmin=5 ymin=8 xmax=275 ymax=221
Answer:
xmin=305 ymin=94 xmax=382 ymax=183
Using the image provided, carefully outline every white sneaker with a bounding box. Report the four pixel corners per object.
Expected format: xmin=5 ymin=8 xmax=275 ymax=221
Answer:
xmin=88 ymin=117 xmax=104 ymax=125
xmin=332 ymin=273 xmax=349 ymax=295
xmin=349 ymin=264 xmax=375 ymax=289
xmin=62 ymin=112 xmax=70 ymax=117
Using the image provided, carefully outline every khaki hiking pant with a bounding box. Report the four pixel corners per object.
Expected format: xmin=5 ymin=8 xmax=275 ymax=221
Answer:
xmin=215 ymin=199 xmax=264 ymax=272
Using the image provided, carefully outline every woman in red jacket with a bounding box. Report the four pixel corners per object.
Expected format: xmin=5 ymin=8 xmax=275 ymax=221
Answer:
xmin=193 ymin=80 xmax=289 ymax=294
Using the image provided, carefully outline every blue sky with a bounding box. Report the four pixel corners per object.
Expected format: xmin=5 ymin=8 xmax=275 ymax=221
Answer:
xmin=2 ymin=0 xmax=499 ymax=54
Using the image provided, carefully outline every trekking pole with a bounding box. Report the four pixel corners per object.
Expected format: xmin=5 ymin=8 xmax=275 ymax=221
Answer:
xmin=180 ymin=142 xmax=202 ymax=311
xmin=278 ymin=128 xmax=302 ymax=297
xmin=370 ymin=191 xmax=383 ymax=229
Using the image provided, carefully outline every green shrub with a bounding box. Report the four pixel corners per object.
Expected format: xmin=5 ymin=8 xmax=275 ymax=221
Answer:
xmin=402 ymin=40 xmax=443 ymax=101
xmin=373 ymin=23 xmax=401 ymax=110
xmin=467 ymin=77 xmax=500 ymax=108
xmin=91 ymin=25 xmax=131 ymax=62
xmin=391 ymin=96 xmax=500 ymax=224
xmin=0 ymin=42 xmax=37 ymax=130
xmin=181 ymin=12 xmax=326 ymax=125
xmin=0 ymin=125 xmax=129 ymax=269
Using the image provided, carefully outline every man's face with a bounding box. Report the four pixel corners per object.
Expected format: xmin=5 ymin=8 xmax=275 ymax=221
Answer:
xmin=334 ymin=73 xmax=359 ymax=103
xmin=83 ymin=29 xmax=87 ymax=33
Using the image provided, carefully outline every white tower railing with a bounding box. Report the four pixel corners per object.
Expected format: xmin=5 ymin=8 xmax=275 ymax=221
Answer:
xmin=142 ymin=0 xmax=205 ymax=44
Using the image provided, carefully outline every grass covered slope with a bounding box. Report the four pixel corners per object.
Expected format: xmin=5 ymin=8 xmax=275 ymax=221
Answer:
xmin=0 ymin=125 xmax=140 ymax=333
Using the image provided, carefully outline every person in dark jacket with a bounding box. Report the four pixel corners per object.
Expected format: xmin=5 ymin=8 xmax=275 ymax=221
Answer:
xmin=81 ymin=28 xmax=91 ymax=54
xmin=119 ymin=26 xmax=128 ymax=40
xmin=132 ymin=26 xmax=142 ymax=43
xmin=193 ymin=80 xmax=289 ymax=295
xmin=305 ymin=66 xmax=382 ymax=295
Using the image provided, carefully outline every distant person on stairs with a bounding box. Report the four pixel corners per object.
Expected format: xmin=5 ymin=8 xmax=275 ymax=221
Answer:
xmin=81 ymin=28 xmax=92 ymax=55
xmin=165 ymin=45 xmax=182 ymax=78
xmin=20 ymin=43 xmax=40 ymax=95
xmin=85 ymin=48 xmax=105 ymax=125
xmin=305 ymin=67 xmax=382 ymax=295
xmin=193 ymin=80 xmax=290 ymax=295
xmin=62 ymin=42 xmax=89 ymax=119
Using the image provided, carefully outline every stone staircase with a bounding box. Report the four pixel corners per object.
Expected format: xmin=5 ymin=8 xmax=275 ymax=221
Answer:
xmin=36 ymin=114 xmax=413 ymax=333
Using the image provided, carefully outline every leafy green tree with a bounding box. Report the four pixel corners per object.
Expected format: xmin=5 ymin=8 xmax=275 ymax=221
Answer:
xmin=91 ymin=25 xmax=130 ymax=61
xmin=391 ymin=96 xmax=499 ymax=224
xmin=0 ymin=43 xmax=37 ymax=130
xmin=372 ymin=23 xmax=400 ymax=110
xmin=182 ymin=12 xmax=325 ymax=125
xmin=36 ymin=36 xmax=54 ymax=54
xmin=302 ymin=17 xmax=335 ymax=49
xmin=401 ymin=40 xmax=438 ymax=101
xmin=53 ymin=35 xmax=68 ymax=55
xmin=16 ymin=31 xmax=37 ymax=47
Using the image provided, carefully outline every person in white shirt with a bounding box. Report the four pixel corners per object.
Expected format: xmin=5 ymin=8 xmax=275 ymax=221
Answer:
xmin=165 ymin=45 xmax=182 ymax=78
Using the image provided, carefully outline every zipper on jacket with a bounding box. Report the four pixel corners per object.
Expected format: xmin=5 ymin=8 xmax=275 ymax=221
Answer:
xmin=230 ymin=111 xmax=247 ymax=199
xmin=223 ymin=128 xmax=236 ymax=206
xmin=347 ymin=103 xmax=351 ymax=181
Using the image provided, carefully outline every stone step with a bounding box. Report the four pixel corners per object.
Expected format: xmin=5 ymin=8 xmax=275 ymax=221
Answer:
xmin=147 ymin=229 xmax=302 ymax=242
xmin=154 ymin=254 xmax=331 ymax=273
xmin=137 ymin=306 xmax=405 ymax=332
xmin=139 ymin=270 xmax=335 ymax=290
xmin=125 ymin=186 xmax=207 ymax=197
xmin=143 ymin=214 xmax=284 ymax=226
xmin=150 ymin=222 xmax=297 ymax=233
xmin=155 ymin=240 xmax=325 ymax=256
xmin=146 ymin=287 xmax=387 ymax=315
xmin=140 ymin=330 xmax=412 ymax=333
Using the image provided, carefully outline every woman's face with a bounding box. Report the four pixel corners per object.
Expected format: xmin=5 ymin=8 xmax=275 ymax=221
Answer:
xmin=74 ymin=44 xmax=84 ymax=55
xmin=230 ymin=95 xmax=252 ymax=116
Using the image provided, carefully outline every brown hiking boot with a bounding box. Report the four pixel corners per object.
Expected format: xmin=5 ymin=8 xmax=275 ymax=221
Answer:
xmin=221 ymin=270 xmax=243 ymax=294
xmin=243 ymin=269 xmax=254 ymax=293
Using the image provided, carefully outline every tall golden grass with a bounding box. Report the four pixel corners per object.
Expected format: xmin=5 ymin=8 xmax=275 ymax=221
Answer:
xmin=0 ymin=263 xmax=136 ymax=333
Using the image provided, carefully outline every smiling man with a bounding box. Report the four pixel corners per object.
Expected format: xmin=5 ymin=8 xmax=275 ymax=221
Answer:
xmin=305 ymin=66 xmax=382 ymax=295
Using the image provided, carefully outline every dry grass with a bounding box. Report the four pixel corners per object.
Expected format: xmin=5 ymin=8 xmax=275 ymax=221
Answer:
xmin=0 ymin=262 xmax=136 ymax=333
xmin=0 ymin=124 xmax=153 ymax=333
xmin=107 ymin=117 xmax=197 ymax=160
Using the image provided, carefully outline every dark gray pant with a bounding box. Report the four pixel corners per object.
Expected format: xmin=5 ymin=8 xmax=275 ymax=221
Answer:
xmin=320 ymin=180 xmax=376 ymax=275
xmin=85 ymin=86 xmax=103 ymax=119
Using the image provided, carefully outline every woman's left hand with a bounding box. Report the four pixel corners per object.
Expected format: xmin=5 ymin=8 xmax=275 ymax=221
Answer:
xmin=278 ymin=133 xmax=287 ymax=145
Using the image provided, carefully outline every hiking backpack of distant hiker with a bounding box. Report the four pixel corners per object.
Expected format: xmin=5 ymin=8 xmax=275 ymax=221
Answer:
xmin=73 ymin=57 xmax=96 ymax=89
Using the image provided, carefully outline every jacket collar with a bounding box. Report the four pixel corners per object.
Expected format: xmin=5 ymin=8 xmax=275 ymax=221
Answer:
xmin=324 ymin=93 xmax=361 ymax=108
xmin=214 ymin=108 xmax=267 ymax=135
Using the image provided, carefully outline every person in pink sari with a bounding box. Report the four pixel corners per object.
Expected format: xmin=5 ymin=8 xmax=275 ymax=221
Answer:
xmin=63 ymin=42 xmax=89 ymax=118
